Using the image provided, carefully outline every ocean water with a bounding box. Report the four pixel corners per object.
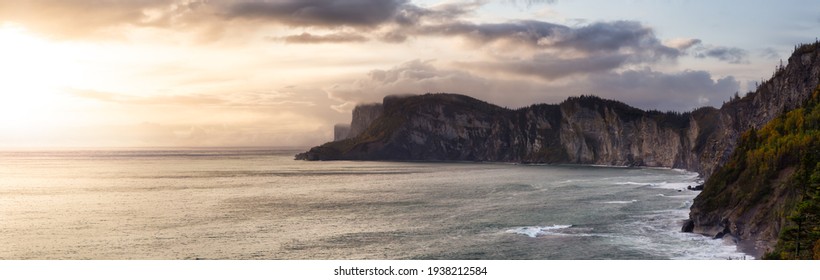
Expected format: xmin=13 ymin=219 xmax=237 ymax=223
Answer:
xmin=0 ymin=148 xmax=752 ymax=259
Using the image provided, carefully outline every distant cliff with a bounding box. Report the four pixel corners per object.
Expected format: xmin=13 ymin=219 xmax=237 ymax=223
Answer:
xmin=332 ymin=103 xmax=385 ymax=142
xmin=297 ymin=43 xmax=819 ymax=175
xmin=296 ymin=42 xmax=820 ymax=258
xmin=348 ymin=103 xmax=383 ymax=139
xmin=333 ymin=124 xmax=350 ymax=141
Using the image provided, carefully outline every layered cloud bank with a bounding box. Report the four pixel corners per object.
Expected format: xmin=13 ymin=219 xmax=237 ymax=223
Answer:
xmin=0 ymin=0 xmax=817 ymax=146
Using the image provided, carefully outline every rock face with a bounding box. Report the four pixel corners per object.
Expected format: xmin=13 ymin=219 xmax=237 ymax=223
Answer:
xmin=348 ymin=103 xmax=384 ymax=139
xmin=295 ymin=42 xmax=820 ymax=258
xmin=333 ymin=124 xmax=350 ymax=141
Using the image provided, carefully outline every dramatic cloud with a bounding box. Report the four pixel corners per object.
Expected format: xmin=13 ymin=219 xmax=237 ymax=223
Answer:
xmin=414 ymin=20 xmax=568 ymax=46
xmin=0 ymin=0 xmax=771 ymax=147
xmin=0 ymin=0 xmax=172 ymax=38
xmin=409 ymin=20 xmax=681 ymax=58
xmin=544 ymin=21 xmax=680 ymax=58
xmin=460 ymin=54 xmax=629 ymax=80
xmin=383 ymin=20 xmax=689 ymax=82
xmin=394 ymin=0 xmax=485 ymax=26
xmin=224 ymin=0 xmax=409 ymax=28
xmin=278 ymin=32 xmax=368 ymax=44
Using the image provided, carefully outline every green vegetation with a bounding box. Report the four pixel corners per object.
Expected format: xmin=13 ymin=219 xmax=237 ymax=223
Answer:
xmin=699 ymin=86 xmax=820 ymax=259
xmin=766 ymin=89 xmax=820 ymax=259
xmin=564 ymin=95 xmax=691 ymax=129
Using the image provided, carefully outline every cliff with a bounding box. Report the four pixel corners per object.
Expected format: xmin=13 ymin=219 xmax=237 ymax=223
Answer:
xmin=348 ymin=103 xmax=384 ymax=139
xmin=295 ymin=42 xmax=820 ymax=258
xmin=298 ymin=43 xmax=818 ymax=172
xmin=687 ymin=86 xmax=820 ymax=258
xmin=689 ymin=43 xmax=820 ymax=179
xmin=299 ymin=45 xmax=819 ymax=169
xmin=333 ymin=124 xmax=350 ymax=141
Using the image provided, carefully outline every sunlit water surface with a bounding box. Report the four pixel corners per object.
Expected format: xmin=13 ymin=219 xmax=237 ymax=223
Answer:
xmin=0 ymin=149 xmax=751 ymax=259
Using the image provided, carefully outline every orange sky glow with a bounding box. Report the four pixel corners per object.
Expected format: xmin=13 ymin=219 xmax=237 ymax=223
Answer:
xmin=1 ymin=0 xmax=818 ymax=148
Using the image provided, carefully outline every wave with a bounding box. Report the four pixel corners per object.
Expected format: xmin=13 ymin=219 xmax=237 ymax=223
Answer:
xmin=618 ymin=181 xmax=696 ymax=190
xmin=650 ymin=182 xmax=693 ymax=190
xmin=603 ymin=200 xmax=638 ymax=204
xmin=505 ymin=225 xmax=573 ymax=238
xmin=615 ymin=182 xmax=649 ymax=186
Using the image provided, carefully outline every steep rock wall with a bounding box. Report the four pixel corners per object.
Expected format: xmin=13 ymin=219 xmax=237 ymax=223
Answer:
xmin=348 ymin=103 xmax=384 ymax=138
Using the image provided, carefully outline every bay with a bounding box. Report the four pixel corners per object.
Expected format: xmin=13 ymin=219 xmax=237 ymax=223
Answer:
xmin=0 ymin=148 xmax=750 ymax=259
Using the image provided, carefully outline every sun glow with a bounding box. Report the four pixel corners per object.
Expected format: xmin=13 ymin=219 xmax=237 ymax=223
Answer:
xmin=0 ymin=23 xmax=91 ymax=138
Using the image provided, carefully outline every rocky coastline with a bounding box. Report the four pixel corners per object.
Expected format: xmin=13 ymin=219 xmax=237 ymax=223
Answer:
xmin=296 ymin=42 xmax=820 ymax=258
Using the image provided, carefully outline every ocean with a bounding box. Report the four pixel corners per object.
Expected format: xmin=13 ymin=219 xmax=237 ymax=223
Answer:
xmin=0 ymin=148 xmax=752 ymax=259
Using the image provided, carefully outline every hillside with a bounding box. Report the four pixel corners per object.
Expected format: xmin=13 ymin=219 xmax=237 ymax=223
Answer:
xmin=688 ymin=87 xmax=820 ymax=259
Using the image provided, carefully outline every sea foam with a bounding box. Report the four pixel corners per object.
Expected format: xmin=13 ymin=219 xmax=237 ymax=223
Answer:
xmin=506 ymin=225 xmax=573 ymax=238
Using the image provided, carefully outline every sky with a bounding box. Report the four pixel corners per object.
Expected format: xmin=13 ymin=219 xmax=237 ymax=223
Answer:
xmin=0 ymin=0 xmax=818 ymax=148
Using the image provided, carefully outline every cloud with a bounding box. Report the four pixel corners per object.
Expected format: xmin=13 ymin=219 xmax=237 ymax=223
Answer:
xmin=68 ymin=89 xmax=224 ymax=106
xmin=388 ymin=21 xmax=688 ymax=81
xmin=326 ymin=60 xmax=738 ymax=113
xmin=277 ymin=32 xmax=368 ymax=44
xmin=0 ymin=0 xmax=172 ymax=38
xmin=544 ymin=21 xmax=680 ymax=58
xmin=411 ymin=20 xmax=676 ymax=55
xmin=68 ymin=88 xmax=315 ymax=107
xmin=59 ymin=88 xmax=329 ymax=147
xmin=501 ymin=0 xmax=558 ymax=7
xmin=665 ymin=38 xmax=702 ymax=51
xmin=574 ymin=69 xmax=739 ymax=111
xmin=460 ymin=54 xmax=629 ymax=80
xmin=224 ymin=0 xmax=409 ymax=28
xmin=694 ymin=45 xmax=749 ymax=64
xmin=0 ymin=0 xmax=414 ymax=39
xmin=760 ymin=47 xmax=781 ymax=60
xmin=326 ymin=60 xmax=488 ymax=105
xmin=0 ymin=0 xmax=489 ymax=41
xmin=394 ymin=0 xmax=485 ymax=26
xmin=414 ymin=20 xmax=567 ymax=47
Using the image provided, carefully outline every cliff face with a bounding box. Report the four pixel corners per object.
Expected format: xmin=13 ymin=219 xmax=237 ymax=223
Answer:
xmin=348 ymin=103 xmax=383 ymax=138
xmin=297 ymin=94 xmax=697 ymax=167
xmin=557 ymin=98 xmax=693 ymax=168
xmin=333 ymin=124 xmax=350 ymax=141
